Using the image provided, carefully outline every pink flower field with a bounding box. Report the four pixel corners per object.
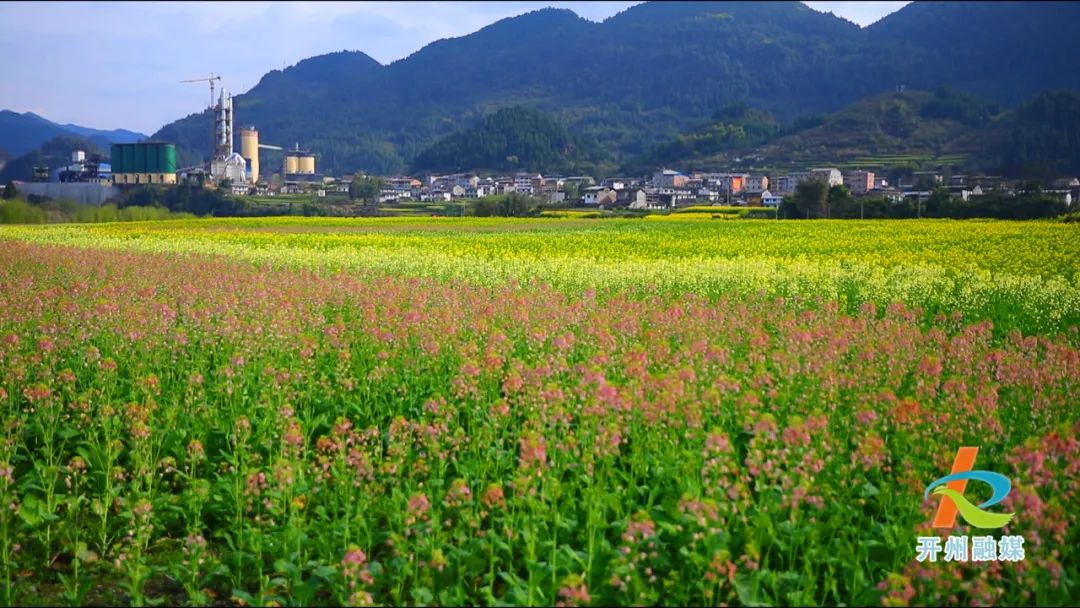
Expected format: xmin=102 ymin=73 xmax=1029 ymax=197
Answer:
xmin=0 ymin=226 xmax=1077 ymax=606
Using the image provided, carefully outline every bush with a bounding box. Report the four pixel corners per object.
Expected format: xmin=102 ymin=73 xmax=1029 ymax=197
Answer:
xmin=0 ymin=196 xmax=195 ymax=224
xmin=0 ymin=198 xmax=47 ymax=224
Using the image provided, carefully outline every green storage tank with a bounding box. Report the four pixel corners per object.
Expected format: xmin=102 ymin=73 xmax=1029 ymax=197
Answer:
xmin=110 ymin=142 xmax=177 ymax=177
xmin=133 ymin=144 xmax=146 ymax=173
xmin=160 ymin=144 xmax=176 ymax=174
xmin=122 ymin=145 xmax=134 ymax=174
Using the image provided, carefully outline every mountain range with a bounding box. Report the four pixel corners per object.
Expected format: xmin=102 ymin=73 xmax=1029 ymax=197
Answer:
xmin=0 ymin=110 xmax=147 ymax=158
xmin=145 ymin=1 xmax=1080 ymax=177
xmin=6 ymin=1 xmax=1080 ymax=181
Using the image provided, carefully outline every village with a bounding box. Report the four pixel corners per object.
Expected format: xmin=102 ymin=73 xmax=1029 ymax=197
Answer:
xmin=323 ymin=167 xmax=1079 ymax=210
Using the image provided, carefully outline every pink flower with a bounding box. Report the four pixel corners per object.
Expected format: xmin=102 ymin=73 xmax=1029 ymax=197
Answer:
xmin=444 ymin=478 xmax=472 ymax=507
xmin=557 ymin=582 xmax=590 ymax=607
xmin=406 ymin=493 xmax=431 ymax=525
xmin=481 ymin=484 xmax=505 ymax=509
xmin=518 ymin=431 xmax=547 ymax=471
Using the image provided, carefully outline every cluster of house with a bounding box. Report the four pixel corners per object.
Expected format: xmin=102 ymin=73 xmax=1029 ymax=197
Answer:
xmin=358 ymin=170 xmax=778 ymax=209
xmin=356 ymin=168 xmax=913 ymax=209
xmin=371 ymin=173 xmax=576 ymax=205
xmin=307 ymin=167 xmax=1079 ymax=209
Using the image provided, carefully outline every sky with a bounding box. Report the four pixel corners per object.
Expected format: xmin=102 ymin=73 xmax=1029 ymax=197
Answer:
xmin=0 ymin=1 xmax=910 ymax=135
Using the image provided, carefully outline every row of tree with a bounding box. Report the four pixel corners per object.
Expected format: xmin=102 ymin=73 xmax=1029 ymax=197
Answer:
xmin=781 ymin=180 xmax=1071 ymax=220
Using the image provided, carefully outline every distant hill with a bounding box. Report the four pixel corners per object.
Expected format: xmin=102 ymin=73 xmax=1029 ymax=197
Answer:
xmin=0 ymin=110 xmax=148 ymax=158
xmin=149 ymin=1 xmax=1080 ymax=177
xmin=58 ymin=123 xmax=145 ymax=149
xmin=0 ymin=111 xmax=76 ymax=157
xmin=410 ymin=107 xmax=606 ymax=175
xmin=625 ymin=88 xmax=1080 ymax=180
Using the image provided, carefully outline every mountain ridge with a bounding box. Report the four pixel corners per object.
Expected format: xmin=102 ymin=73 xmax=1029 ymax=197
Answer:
xmin=0 ymin=110 xmax=149 ymax=158
xmin=75 ymin=1 xmax=1080 ymax=177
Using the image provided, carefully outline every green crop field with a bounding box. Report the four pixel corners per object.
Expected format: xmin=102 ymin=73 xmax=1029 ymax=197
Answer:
xmin=0 ymin=217 xmax=1076 ymax=606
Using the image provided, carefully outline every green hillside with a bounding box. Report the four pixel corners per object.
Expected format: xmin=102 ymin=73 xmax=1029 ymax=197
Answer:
xmin=625 ymin=88 xmax=1080 ymax=179
xmin=410 ymin=107 xmax=607 ymax=175
xmin=149 ymin=1 xmax=1080 ymax=177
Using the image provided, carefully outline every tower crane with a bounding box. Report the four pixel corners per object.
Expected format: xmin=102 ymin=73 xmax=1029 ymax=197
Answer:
xmin=181 ymin=73 xmax=222 ymax=109
xmin=181 ymin=73 xmax=224 ymax=162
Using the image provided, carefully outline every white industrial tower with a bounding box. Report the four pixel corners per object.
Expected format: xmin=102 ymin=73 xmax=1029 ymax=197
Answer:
xmin=208 ymin=88 xmax=247 ymax=185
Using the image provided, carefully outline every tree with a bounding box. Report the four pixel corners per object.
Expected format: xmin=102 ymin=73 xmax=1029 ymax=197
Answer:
xmin=793 ymin=179 xmax=829 ymax=219
xmin=923 ymin=187 xmax=954 ymax=217
xmin=496 ymin=192 xmax=535 ymax=217
xmin=349 ymin=174 xmax=382 ymax=203
xmin=1 ymin=181 xmax=16 ymax=200
xmin=828 ymin=184 xmax=851 ymax=210
xmin=562 ymin=180 xmax=580 ymax=204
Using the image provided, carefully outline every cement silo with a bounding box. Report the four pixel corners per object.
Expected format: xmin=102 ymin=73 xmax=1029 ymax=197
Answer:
xmin=240 ymin=127 xmax=259 ymax=184
xmin=298 ymin=154 xmax=315 ymax=174
xmin=285 ymin=153 xmax=300 ymax=174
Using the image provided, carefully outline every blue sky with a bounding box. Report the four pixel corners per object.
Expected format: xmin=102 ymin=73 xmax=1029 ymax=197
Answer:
xmin=0 ymin=1 xmax=909 ymax=135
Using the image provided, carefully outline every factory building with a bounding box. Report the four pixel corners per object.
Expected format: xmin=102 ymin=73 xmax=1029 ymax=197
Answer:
xmin=283 ymin=143 xmax=319 ymax=183
xmin=288 ymin=150 xmax=316 ymax=175
xmin=207 ymin=89 xmax=247 ymax=184
xmin=238 ymin=129 xmax=320 ymax=186
xmin=58 ymin=150 xmax=112 ymax=184
xmin=110 ymin=142 xmax=177 ymax=185
xmin=178 ymin=76 xmax=321 ymax=189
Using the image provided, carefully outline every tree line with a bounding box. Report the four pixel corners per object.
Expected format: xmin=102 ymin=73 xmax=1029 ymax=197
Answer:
xmin=780 ymin=180 xmax=1071 ymax=220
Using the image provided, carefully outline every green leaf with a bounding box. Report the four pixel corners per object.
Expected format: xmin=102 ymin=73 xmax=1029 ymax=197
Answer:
xmin=411 ymin=586 xmax=434 ymax=605
xmin=18 ymin=495 xmax=42 ymax=527
xmin=735 ymin=573 xmax=771 ymax=607
xmin=273 ymin=559 xmax=300 ymax=579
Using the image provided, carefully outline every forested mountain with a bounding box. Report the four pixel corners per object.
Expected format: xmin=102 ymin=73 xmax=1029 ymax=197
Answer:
xmin=862 ymin=1 xmax=1080 ymax=108
xmin=626 ymin=89 xmax=1080 ymax=180
xmin=622 ymin=103 xmax=782 ymax=175
xmin=0 ymin=111 xmax=147 ymax=158
xmin=148 ymin=1 xmax=1080 ymax=177
xmin=410 ymin=107 xmax=605 ymax=174
xmin=993 ymin=92 xmax=1080 ymax=179
xmin=0 ymin=112 xmax=74 ymax=157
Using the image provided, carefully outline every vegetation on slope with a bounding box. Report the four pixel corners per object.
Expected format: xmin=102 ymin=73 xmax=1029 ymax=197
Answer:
xmin=626 ymin=88 xmax=1080 ymax=179
xmin=410 ymin=107 xmax=605 ymax=175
